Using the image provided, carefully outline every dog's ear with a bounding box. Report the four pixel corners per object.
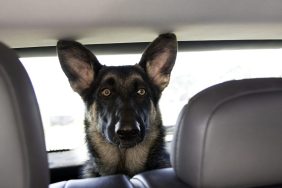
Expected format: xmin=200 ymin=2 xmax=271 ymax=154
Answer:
xmin=139 ymin=33 xmax=177 ymax=91
xmin=57 ymin=40 xmax=102 ymax=95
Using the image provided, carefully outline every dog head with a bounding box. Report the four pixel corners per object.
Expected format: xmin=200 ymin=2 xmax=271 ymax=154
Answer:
xmin=57 ymin=33 xmax=177 ymax=149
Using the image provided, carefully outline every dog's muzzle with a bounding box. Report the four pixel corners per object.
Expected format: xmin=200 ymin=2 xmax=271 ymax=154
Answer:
xmin=114 ymin=121 xmax=144 ymax=148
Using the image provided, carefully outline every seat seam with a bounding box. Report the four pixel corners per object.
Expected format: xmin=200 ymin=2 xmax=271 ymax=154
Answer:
xmin=131 ymin=177 xmax=149 ymax=188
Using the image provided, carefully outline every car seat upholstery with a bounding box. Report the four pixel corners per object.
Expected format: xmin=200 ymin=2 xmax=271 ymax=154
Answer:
xmin=0 ymin=42 xmax=49 ymax=188
xmin=50 ymin=175 xmax=134 ymax=188
xmin=133 ymin=78 xmax=282 ymax=188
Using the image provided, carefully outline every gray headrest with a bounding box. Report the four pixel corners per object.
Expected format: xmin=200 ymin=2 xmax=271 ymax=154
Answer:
xmin=0 ymin=43 xmax=49 ymax=188
xmin=172 ymin=78 xmax=282 ymax=188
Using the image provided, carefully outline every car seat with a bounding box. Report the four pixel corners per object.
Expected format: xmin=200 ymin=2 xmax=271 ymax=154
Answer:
xmin=0 ymin=42 xmax=49 ymax=188
xmin=132 ymin=78 xmax=282 ymax=188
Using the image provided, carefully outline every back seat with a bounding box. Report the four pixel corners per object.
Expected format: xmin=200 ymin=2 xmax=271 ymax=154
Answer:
xmin=50 ymin=175 xmax=134 ymax=188
xmin=49 ymin=167 xmax=185 ymax=188
xmin=130 ymin=78 xmax=282 ymax=188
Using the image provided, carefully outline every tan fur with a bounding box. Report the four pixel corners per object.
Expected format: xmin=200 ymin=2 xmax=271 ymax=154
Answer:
xmin=124 ymin=101 xmax=159 ymax=175
xmin=86 ymin=101 xmax=160 ymax=176
xmin=68 ymin=58 xmax=94 ymax=93
xmin=146 ymin=49 xmax=171 ymax=91
xmin=86 ymin=104 xmax=120 ymax=175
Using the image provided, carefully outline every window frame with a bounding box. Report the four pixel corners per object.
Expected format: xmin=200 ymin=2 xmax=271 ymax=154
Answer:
xmin=15 ymin=40 xmax=282 ymax=58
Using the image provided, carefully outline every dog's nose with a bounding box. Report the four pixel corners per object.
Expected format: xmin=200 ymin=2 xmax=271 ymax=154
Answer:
xmin=115 ymin=122 xmax=140 ymax=139
xmin=116 ymin=129 xmax=139 ymax=138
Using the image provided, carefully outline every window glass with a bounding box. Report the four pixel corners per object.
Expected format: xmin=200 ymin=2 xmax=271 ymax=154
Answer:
xmin=20 ymin=48 xmax=282 ymax=151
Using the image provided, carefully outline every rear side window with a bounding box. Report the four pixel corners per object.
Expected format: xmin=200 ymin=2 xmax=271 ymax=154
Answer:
xmin=20 ymin=48 xmax=282 ymax=152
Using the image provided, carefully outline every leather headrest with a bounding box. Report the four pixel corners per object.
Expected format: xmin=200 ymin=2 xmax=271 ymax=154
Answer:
xmin=172 ymin=78 xmax=282 ymax=187
xmin=0 ymin=43 xmax=49 ymax=188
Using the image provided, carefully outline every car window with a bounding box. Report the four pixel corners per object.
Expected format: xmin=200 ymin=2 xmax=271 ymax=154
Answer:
xmin=20 ymin=48 xmax=282 ymax=152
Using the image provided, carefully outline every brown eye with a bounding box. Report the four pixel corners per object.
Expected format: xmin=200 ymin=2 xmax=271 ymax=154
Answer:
xmin=137 ymin=88 xmax=146 ymax=96
xmin=101 ymin=88 xmax=111 ymax=97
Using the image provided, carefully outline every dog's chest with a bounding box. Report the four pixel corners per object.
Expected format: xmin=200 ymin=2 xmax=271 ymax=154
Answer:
xmin=123 ymin=144 xmax=149 ymax=175
xmin=96 ymin=142 xmax=149 ymax=176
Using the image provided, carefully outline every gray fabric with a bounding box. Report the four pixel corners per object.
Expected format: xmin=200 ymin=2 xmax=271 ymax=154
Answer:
xmin=49 ymin=175 xmax=134 ymax=188
xmin=172 ymin=78 xmax=282 ymax=188
xmin=0 ymin=43 xmax=49 ymax=188
xmin=131 ymin=168 xmax=189 ymax=188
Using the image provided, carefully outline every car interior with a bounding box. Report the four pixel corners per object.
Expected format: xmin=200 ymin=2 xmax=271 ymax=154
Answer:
xmin=1 ymin=0 xmax=282 ymax=188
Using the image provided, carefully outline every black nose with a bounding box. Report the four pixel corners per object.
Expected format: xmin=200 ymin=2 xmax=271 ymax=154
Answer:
xmin=116 ymin=129 xmax=139 ymax=139
xmin=115 ymin=122 xmax=140 ymax=139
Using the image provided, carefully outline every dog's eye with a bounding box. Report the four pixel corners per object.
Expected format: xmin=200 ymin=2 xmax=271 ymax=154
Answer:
xmin=101 ymin=88 xmax=111 ymax=97
xmin=137 ymin=88 xmax=146 ymax=96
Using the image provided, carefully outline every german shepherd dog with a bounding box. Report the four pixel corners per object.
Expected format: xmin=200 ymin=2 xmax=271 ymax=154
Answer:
xmin=57 ymin=33 xmax=177 ymax=177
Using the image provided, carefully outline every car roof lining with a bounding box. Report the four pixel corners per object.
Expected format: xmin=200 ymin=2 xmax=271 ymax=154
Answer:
xmin=1 ymin=0 xmax=282 ymax=48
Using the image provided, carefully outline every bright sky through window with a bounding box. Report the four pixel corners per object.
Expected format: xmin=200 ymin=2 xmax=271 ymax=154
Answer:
xmin=21 ymin=48 xmax=282 ymax=150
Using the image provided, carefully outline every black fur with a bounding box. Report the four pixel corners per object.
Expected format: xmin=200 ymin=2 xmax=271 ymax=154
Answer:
xmin=57 ymin=33 xmax=177 ymax=177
